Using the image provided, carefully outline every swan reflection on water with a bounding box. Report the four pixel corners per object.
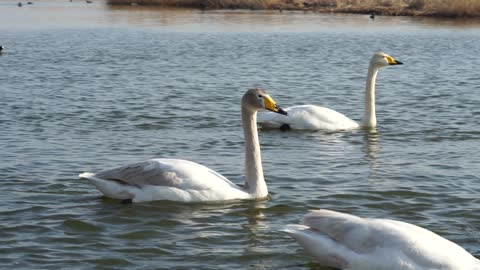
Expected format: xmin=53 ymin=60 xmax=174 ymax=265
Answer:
xmin=363 ymin=128 xmax=379 ymax=164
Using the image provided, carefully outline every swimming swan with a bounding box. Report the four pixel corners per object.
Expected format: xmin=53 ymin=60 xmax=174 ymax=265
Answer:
xmin=258 ymin=52 xmax=403 ymax=131
xmin=284 ymin=209 xmax=480 ymax=270
xmin=79 ymin=88 xmax=287 ymax=203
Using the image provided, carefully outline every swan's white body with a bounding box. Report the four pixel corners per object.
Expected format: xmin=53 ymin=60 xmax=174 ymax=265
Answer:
xmin=258 ymin=52 xmax=402 ymax=131
xmin=79 ymin=159 xmax=252 ymax=202
xmin=285 ymin=209 xmax=480 ymax=270
xmin=259 ymin=105 xmax=359 ymax=131
xmin=79 ymin=89 xmax=287 ymax=203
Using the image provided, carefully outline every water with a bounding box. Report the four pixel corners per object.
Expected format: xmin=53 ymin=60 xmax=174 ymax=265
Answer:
xmin=1 ymin=2 xmax=479 ymax=269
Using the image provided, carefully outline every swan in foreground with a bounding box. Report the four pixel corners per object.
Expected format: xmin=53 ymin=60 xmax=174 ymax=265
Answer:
xmin=284 ymin=209 xmax=480 ymax=270
xmin=79 ymin=88 xmax=287 ymax=203
xmin=258 ymin=52 xmax=403 ymax=131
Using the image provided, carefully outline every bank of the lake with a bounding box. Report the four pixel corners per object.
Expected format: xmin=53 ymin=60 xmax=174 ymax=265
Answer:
xmin=106 ymin=0 xmax=480 ymax=17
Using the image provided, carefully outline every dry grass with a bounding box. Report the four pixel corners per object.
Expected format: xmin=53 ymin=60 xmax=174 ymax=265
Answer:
xmin=331 ymin=0 xmax=480 ymax=17
xmin=107 ymin=0 xmax=282 ymax=9
xmin=107 ymin=0 xmax=480 ymax=17
xmin=421 ymin=0 xmax=480 ymax=17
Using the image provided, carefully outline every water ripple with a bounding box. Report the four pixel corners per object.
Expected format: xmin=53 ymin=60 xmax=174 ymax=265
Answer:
xmin=0 ymin=8 xmax=479 ymax=270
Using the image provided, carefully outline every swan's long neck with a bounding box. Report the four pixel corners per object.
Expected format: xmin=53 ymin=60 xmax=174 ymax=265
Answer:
xmin=362 ymin=64 xmax=379 ymax=128
xmin=242 ymin=106 xmax=267 ymax=199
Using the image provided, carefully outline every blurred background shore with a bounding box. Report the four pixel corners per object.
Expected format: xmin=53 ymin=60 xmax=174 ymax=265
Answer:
xmin=105 ymin=0 xmax=480 ymax=17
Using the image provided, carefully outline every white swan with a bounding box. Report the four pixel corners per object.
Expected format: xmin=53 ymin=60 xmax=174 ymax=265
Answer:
xmin=258 ymin=52 xmax=403 ymax=131
xmin=284 ymin=209 xmax=480 ymax=270
xmin=79 ymin=88 xmax=287 ymax=203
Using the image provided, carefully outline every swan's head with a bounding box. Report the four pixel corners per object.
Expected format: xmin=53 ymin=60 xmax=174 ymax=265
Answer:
xmin=371 ymin=52 xmax=403 ymax=68
xmin=243 ymin=88 xmax=288 ymax=115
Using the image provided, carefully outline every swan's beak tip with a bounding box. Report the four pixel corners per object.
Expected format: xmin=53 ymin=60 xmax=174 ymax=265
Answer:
xmin=396 ymin=61 xmax=403 ymax=65
xmin=277 ymin=107 xmax=288 ymax=115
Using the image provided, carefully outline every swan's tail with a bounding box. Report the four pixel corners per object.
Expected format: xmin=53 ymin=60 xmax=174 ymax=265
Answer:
xmin=79 ymin=172 xmax=133 ymax=200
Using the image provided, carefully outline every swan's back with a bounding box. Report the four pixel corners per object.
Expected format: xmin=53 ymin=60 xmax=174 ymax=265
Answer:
xmin=258 ymin=105 xmax=359 ymax=131
xmin=285 ymin=209 xmax=480 ymax=270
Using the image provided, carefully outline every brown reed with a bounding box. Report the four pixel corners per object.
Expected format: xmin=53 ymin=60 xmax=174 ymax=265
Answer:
xmin=106 ymin=0 xmax=480 ymax=17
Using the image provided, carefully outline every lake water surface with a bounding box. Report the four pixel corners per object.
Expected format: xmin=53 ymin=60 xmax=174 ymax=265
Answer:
xmin=1 ymin=1 xmax=479 ymax=269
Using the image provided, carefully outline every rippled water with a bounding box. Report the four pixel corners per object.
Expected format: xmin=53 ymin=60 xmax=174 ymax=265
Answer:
xmin=1 ymin=1 xmax=479 ymax=269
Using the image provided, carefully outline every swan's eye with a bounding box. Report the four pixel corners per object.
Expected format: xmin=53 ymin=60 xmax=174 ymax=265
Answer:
xmin=258 ymin=94 xmax=263 ymax=98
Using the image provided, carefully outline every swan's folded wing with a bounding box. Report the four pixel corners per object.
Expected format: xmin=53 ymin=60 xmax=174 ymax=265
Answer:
xmin=94 ymin=160 xmax=176 ymax=187
xmin=93 ymin=159 xmax=236 ymax=190
xmin=302 ymin=209 xmax=380 ymax=253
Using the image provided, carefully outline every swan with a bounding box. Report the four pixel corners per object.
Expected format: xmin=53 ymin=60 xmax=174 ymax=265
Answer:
xmin=284 ymin=209 xmax=480 ymax=270
xmin=258 ymin=52 xmax=403 ymax=131
xmin=79 ymin=88 xmax=287 ymax=203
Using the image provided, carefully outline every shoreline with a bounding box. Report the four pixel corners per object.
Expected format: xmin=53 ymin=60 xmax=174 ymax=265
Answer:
xmin=106 ymin=0 xmax=480 ymax=18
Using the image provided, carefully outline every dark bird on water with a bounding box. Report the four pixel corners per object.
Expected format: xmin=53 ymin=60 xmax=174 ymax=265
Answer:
xmin=18 ymin=2 xmax=22 ymax=6
xmin=370 ymin=13 xmax=375 ymax=19
xmin=0 ymin=46 xmax=4 ymax=52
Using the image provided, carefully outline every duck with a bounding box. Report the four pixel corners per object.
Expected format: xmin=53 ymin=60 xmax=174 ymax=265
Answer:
xmin=0 ymin=46 xmax=4 ymax=53
xmin=258 ymin=52 xmax=402 ymax=131
xmin=284 ymin=209 xmax=480 ymax=270
xmin=79 ymin=88 xmax=287 ymax=203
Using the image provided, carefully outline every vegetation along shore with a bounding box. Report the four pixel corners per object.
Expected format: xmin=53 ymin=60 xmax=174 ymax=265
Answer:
xmin=107 ymin=0 xmax=480 ymax=17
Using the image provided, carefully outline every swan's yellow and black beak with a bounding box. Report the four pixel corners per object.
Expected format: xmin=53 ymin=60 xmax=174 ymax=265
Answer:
xmin=386 ymin=55 xmax=403 ymax=65
xmin=264 ymin=96 xmax=288 ymax=115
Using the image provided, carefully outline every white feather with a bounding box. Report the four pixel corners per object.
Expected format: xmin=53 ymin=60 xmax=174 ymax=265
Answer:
xmin=79 ymin=159 xmax=251 ymax=202
xmin=285 ymin=209 xmax=480 ymax=270
xmin=259 ymin=105 xmax=359 ymax=131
